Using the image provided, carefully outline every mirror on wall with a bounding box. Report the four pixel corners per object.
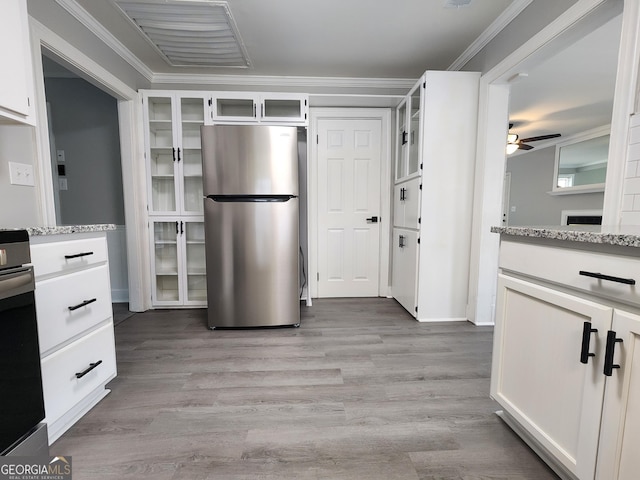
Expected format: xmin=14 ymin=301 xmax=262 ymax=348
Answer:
xmin=553 ymin=128 xmax=609 ymax=194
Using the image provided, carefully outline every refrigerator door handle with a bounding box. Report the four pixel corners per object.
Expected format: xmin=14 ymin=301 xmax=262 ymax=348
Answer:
xmin=207 ymin=194 xmax=296 ymax=203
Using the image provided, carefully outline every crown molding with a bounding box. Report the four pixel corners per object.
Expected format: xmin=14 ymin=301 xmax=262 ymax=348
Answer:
xmin=151 ymin=73 xmax=417 ymax=91
xmin=53 ymin=0 xmax=154 ymax=81
xmin=448 ymin=0 xmax=533 ymax=71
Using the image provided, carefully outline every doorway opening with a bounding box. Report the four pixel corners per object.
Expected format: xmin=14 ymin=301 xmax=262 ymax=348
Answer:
xmin=41 ymin=53 xmax=130 ymax=309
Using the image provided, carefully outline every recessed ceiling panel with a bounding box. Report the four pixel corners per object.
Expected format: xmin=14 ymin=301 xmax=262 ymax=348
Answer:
xmin=114 ymin=0 xmax=250 ymax=68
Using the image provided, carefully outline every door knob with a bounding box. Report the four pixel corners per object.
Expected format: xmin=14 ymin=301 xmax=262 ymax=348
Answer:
xmin=366 ymin=216 xmax=379 ymax=223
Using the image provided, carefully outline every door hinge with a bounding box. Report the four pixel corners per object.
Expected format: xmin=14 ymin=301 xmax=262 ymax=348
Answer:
xmin=208 ymin=98 xmax=212 ymax=106
xmin=317 ymin=135 xmax=319 ymax=144
xmin=415 ymin=306 xmax=418 ymax=313
xmin=420 ymin=163 xmax=423 ymax=170
xmin=419 ymin=184 xmax=422 ymax=190
xmin=417 ymin=238 xmax=420 ymax=244
xmin=423 ymin=82 xmax=426 ymax=89
xmin=27 ymin=97 xmax=30 ymax=107
xmin=418 ymin=217 xmax=421 ymax=224
xmin=317 ymin=272 xmax=320 ymax=281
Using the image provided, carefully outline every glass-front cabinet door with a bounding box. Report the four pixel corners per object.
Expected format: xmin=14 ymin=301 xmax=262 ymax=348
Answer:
xmin=144 ymin=92 xmax=207 ymax=215
xmin=395 ymin=79 xmax=423 ymax=182
xmin=395 ymin=98 xmax=407 ymax=181
xmin=151 ymin=220 xmax=181 ymax=305
xmin=179 ymin=97 xmax=206 ymax=215
xmin=183 ymin=221 xmax=206 ymax=305
xmin=146 ymin=95 xmax=177 ymax=213
xmin=407 ymin=82 xmax=422 ymax=176
xmin=150 ymin=219 xmax=206 ymax=306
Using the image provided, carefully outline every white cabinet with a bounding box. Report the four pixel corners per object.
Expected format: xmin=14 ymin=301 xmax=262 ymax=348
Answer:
xmin=30 ymin=232 xmax=116 ymax=444
xmin=492 ymin=237 xmax=640 ymax=480
xmin=143 ymin=92 xmax=208 ymax=216
xmin=391 ymin=228 xmax=418 ymax=315
xmin=596 ymin=309 xmax=640 ymax=480
xmin=0 ymin=0 xmax=35 ymax=124
xmin=393 ymin=177 xmax=420 ymax=229
xmin=150 ymin=218 xmax=206 ymax=307
xmin=391 ymin=71 xmax=480 ymax=321
xmin=212 ymin=92 xmax=308 ymax=124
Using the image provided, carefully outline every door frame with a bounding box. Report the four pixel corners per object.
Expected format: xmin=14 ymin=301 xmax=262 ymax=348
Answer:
xmin=309 ymin=108 xmax=392 ymax=299
xmin=28 ymin=18 xmax=151 ymax=311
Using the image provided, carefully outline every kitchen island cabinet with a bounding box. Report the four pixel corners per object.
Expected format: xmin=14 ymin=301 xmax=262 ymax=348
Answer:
xmin=492 ymin=226 xmax=640 ymax=480
xmin=28 ymin=226 xmax=117 ymax=444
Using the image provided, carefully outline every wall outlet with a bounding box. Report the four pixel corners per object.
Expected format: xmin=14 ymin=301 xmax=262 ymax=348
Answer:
xmin=56 ymin=150 xmax=66 ymax=162
xmin=59 ymin=178 xmax=68 ymax=191
xmin=510 ymin=206 xmax=517 ymax=212
xmin=8 ymin=162 xmax=35 ymax=187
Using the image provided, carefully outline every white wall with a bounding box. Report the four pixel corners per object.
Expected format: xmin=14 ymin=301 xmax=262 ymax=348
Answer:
xmin=506 ymin=145 xmax=605 ymax=225
xmin=0 ymin=125 xmax=40 ymax=228
xmin=44 ymin=76 xmax=125 ymax=225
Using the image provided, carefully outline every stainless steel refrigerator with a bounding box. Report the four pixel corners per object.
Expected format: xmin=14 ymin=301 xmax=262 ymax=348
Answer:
xmin=201 ymin=125 xmax=300 ymax=329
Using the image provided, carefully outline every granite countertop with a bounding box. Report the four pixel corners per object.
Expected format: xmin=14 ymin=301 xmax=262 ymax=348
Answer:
xmin=27 ymin=224 xmax=116 ymax=236
xmin=491 ymin=225 xmax=640 ymax=248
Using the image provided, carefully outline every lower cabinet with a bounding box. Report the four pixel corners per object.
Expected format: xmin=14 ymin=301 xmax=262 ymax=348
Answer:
xmin=150 ymin=218 xmax=206 ymax=307
xmin=30 ymin=232 xmax=117 ymax=443
xmin=492 ymin=238 xmax=640 ymax=480
xmin=391 ymin=228 xmax=418 ymax=316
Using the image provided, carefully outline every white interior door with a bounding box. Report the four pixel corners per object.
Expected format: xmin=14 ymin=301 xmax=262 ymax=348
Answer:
xmin=316 ymin=118 xmax=382 ymax=297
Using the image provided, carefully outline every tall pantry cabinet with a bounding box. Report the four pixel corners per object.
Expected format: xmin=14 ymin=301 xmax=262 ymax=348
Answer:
xmin=391 ymin=71 xmax=480 ymax=321
xmin=142 ymin=92 xmax=208 ymax=307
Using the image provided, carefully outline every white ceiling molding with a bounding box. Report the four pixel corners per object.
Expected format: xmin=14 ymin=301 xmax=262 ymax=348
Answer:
xmin=448 ymin=0 xmax=533 ymax=71
xmin=151 ymin=73 xmax=417 ymax=91
xmin=54 ymin=0 xmax=154 ymax=81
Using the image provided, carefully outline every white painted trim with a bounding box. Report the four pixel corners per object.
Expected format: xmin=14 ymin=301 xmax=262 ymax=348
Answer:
xmin=309 ymin=108 xmax=392 ymax=299
xmin=467 ymin=0 xmax=631 ymax=325
xmin=152 ymin=73 xmax=416 ymax=91
xmin=602 ymin=0 xmax=640 ymax=226
xmin=28 ymin=17 xmax=150 ymax=312
xmin=448 ymin=0 xmax=534 ymax=71
xmin=53 ymin=0 xmax=154 ymax=81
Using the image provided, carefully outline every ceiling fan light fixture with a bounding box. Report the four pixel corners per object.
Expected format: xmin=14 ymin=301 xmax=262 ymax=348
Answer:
xmin=507 ymin=133 xmax=518 ymax=143
xmin=506 ymin=143 xmax=519 ymax=155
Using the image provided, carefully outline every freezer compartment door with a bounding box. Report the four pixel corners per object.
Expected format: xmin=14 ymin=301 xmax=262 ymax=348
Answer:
xmin=201 ymin=125 xmax=298 ymax=196
xmin=205 ymin=197 xmax=300 ymax=328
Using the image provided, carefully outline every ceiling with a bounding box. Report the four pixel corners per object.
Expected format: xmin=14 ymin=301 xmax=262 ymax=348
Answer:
xmin=507 ymin=12 xmax=622 ymax=152
xmin=71 ymin=0 xmax=517 ymax=79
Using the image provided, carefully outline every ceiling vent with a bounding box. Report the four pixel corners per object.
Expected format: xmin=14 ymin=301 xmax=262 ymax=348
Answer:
xmin=443 ymin=0 xmax=473 ymax=8
xmin=113 ymin=0 xmax=251 ymax=68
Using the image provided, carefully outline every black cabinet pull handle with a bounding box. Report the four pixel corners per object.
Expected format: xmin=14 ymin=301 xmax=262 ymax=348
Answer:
xmin=399 ymin=235 xmax=405 ymax=248
xmin=180 ymin=221 xmax=184 ymax=234
xmin=75 ymin=360 xmax=103 ymax=379
xmin=579 ymin=270 xmax=636 ymax=285
xmin=172 ymin=147 xmax=176 ymax=162
xmin=177 ymin=147 xmax=181 ymax=162
xmin=400 ymin=187 xmax=406 ymax=201
xmin=580 ymin=321 xmax=598 ymax=364
xmin=68 ymin=298 xmax=97 ymax=311
xmin=603 ymin=330 xmax=623 ymax=376
xmin=402 ymin=131 xmax=408 ymax=145
xmin=64 ymin=251 xmax=94 ymax=260
xmin=175 ymin=221 xmax=179 ymax=235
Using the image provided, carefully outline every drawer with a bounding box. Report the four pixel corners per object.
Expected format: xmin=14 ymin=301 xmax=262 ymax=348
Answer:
xmin=36 ymin=264 xmax=113 ymax=354
xmin=30 ymin=236 xmax=108 ymax=279
xmin=499 ymin=240 xmax=640 ymax=308
xmin=41 ymin=323 xmax=116 ymax=425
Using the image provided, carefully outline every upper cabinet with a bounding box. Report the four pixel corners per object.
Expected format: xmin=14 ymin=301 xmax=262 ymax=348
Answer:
xmin=143 ymin=92 xmax=209 ymax=216
xmin=0 ymin=0 xmax=35 ymax=125
xmin=395 ymin=81 xmax=422 ymax=182
xmin=212 ymin=92 xmax=308 ymax=125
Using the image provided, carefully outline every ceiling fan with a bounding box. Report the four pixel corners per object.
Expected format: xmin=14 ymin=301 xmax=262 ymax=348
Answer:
xmin=507 ymin=123 xmax=561 ymax=154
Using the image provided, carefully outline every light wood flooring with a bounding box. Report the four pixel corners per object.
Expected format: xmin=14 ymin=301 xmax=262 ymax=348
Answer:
xmin=51 ymin=298 xmax=559 ymax=480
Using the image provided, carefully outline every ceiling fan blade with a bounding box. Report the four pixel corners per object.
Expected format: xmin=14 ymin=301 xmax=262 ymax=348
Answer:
xmin=520 ymin=133 xmax=561 ymax=142
xmin=518 ymin=143 xmax=534 ymax=151
xmin=509 ymin=123 xmax=514 ymax=129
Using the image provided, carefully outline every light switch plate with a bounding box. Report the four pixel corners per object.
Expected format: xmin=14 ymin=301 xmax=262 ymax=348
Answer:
xmin=8 ymin=162 xmax=35 ymax=186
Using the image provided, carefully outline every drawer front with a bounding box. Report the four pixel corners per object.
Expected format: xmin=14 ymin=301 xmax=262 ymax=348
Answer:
xmin=31 ymin=236 xmax=108 ymax=279
xmin=36 ymin=264 xmax=113 ymax=353
xmin=500 ymin=240 xmax=640 ymax=307
xmin=41 ymin=323 xmax=116 ymax=425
